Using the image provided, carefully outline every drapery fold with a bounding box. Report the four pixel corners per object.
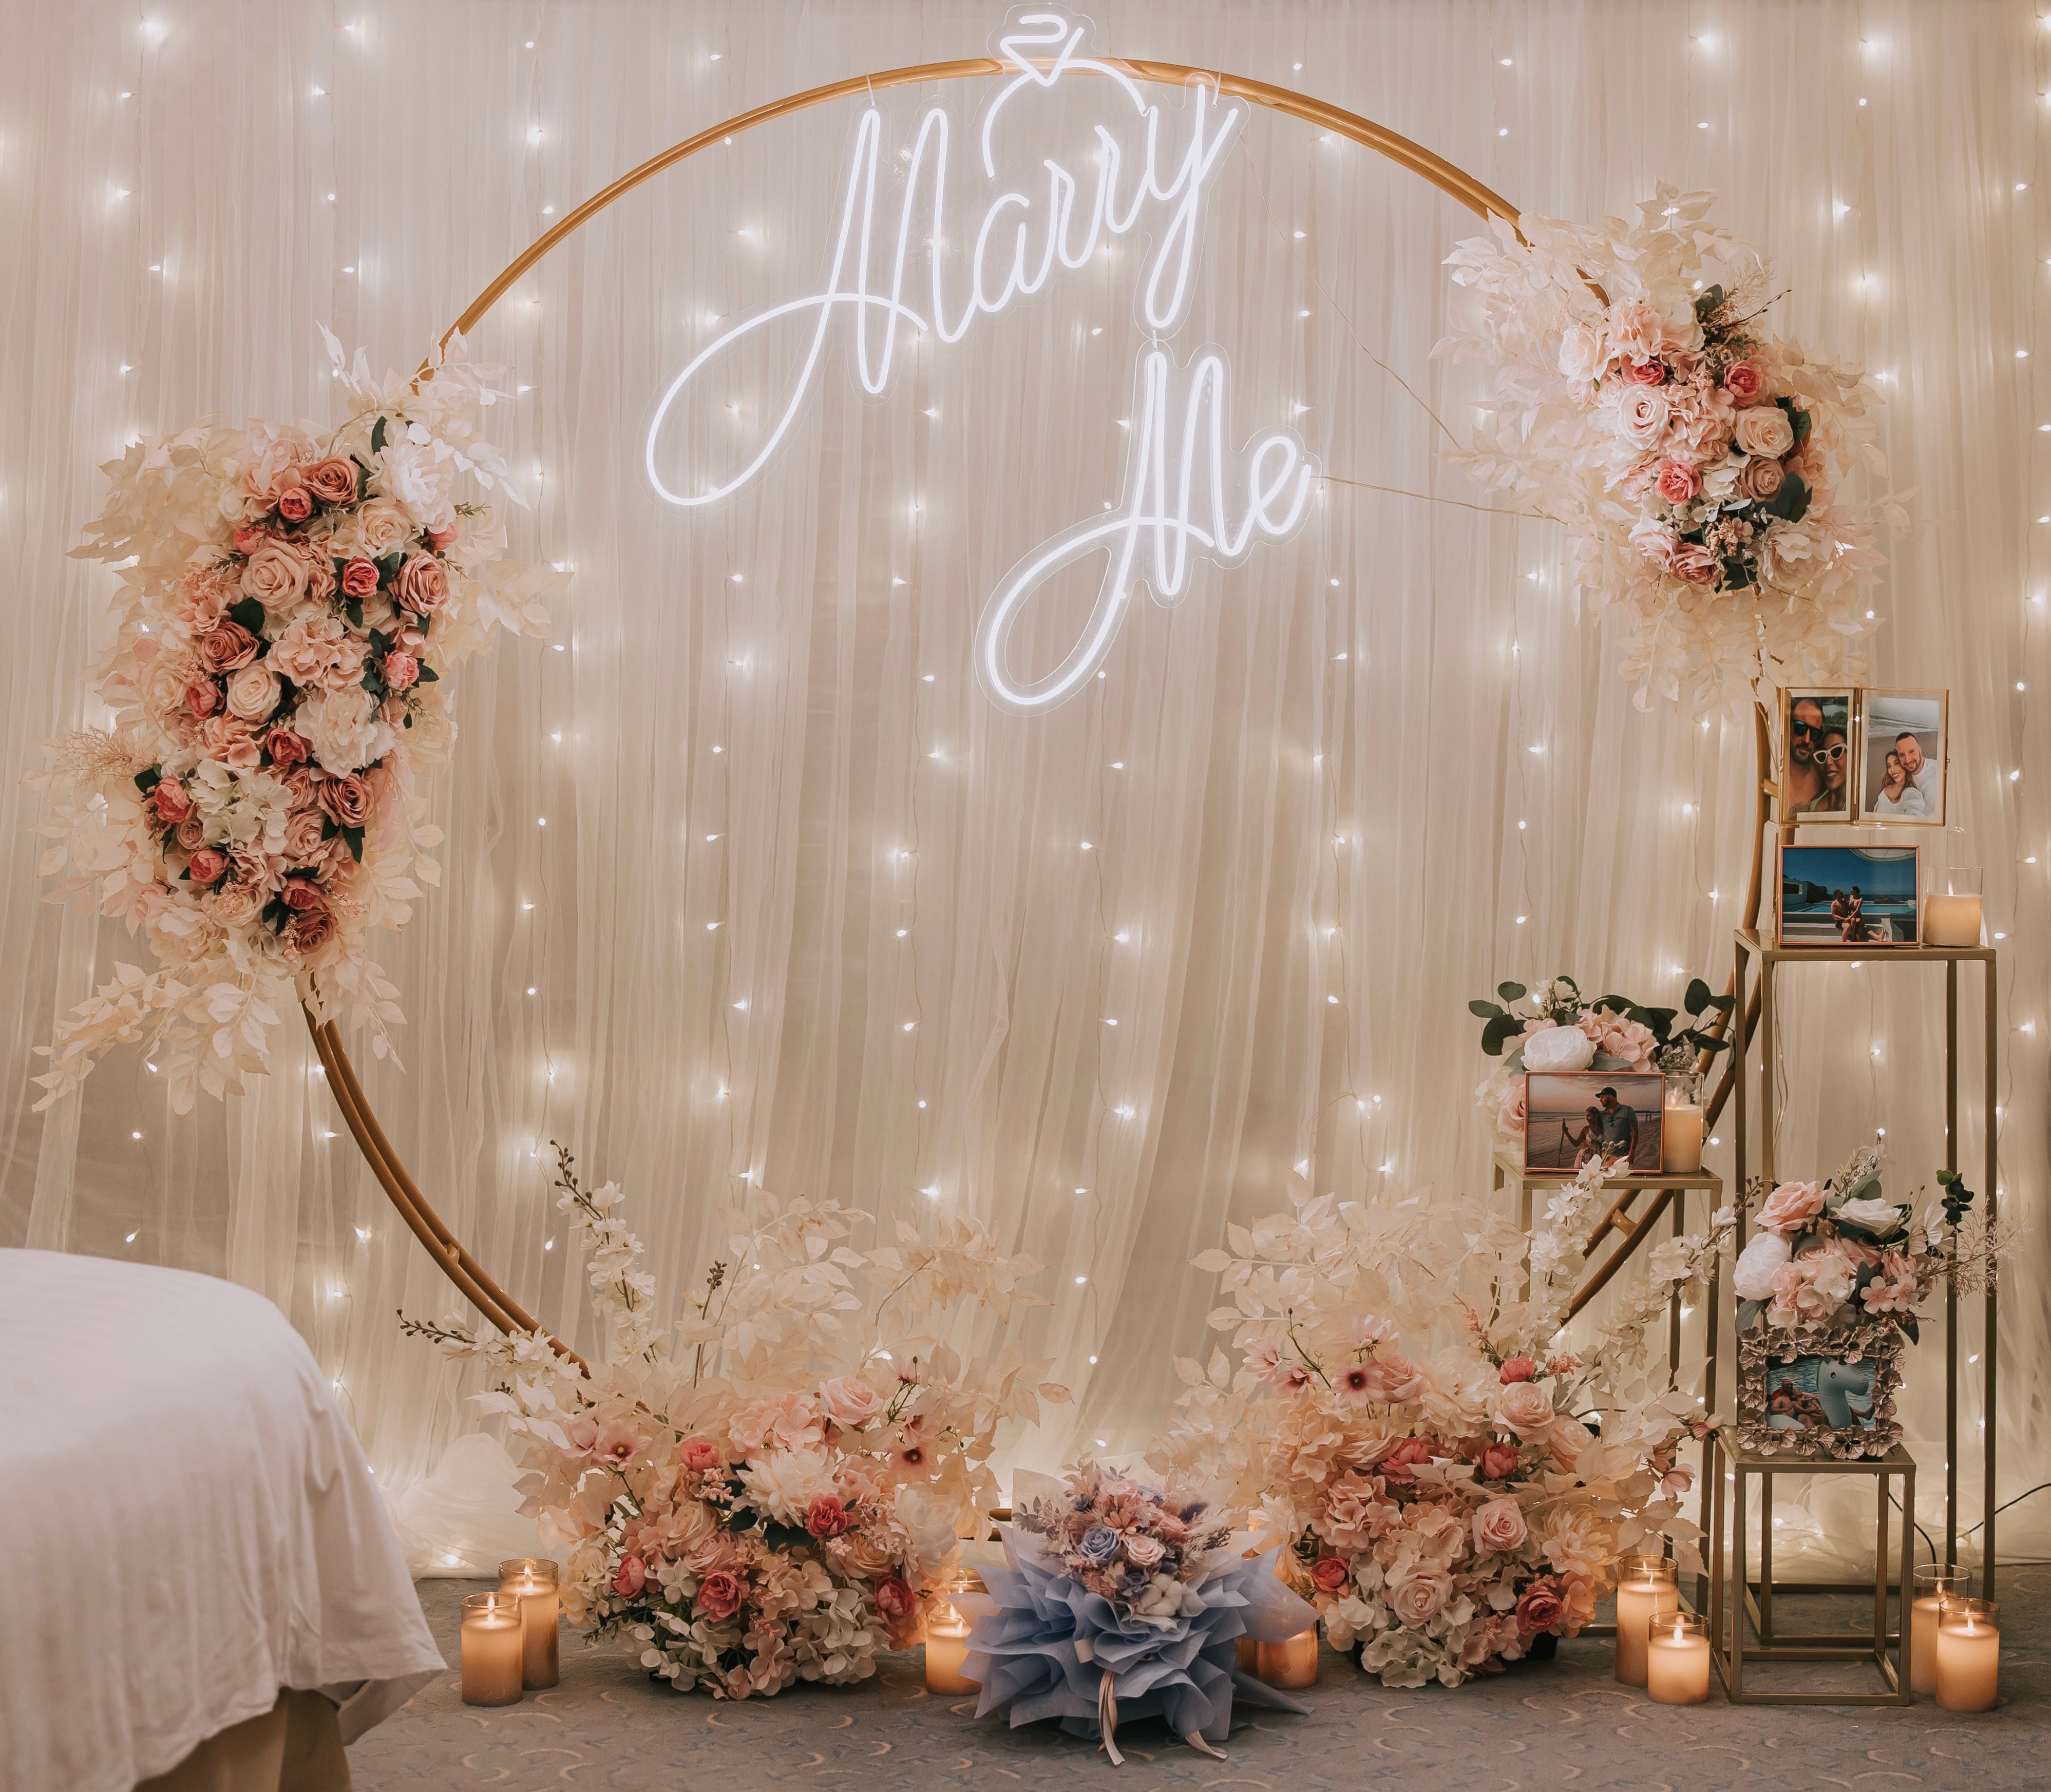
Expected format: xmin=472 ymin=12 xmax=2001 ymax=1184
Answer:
xmin=0 ymin=0 xmax=2041 ymax=1570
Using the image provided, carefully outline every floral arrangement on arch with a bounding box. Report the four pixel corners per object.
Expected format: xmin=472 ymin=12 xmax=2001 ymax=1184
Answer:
xmin=1731 ymin=1147 xmax=2001 ymax=1343
xmin=1437 ymin=185 xmax=1909 ymax=708
xmin=26 ymin=329 xmax=560 ymax=1111
xmin=1470 ymin=971 xmax=1733 ymax=1150
xmin=1148 ymin=1165 xmax=1733 ymax=1689
xmin=404 ymin=1147 xmax=1069 ymax=1701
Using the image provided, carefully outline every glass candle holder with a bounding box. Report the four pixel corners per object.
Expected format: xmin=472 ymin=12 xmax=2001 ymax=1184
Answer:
xmin=1924 ymin=866 xmax=1984 ymax=948
xmin=1935 ymin=1599 xmax=2000 ymax=1712
xmin=1255 ymin=1625 xmax=1321 ymax=1689
xmin=923 ymin=1573 xmax=983 ymax=1695
xmin=1910 ymin=1566 xmax=1971 ymax=1694
xmin=460 ymin=1592 xmax=526 ymax=1706
xmin=1645 ymin=1612 xmax=1710 ymax=1705
xmin=497 ymin=1557 xmax=561 ymax=1689
xmin=1614 ymin=1555 xmax=1678 ymax=1687
xmin=1662 ymin=1072 xmax=1704 ymax=1174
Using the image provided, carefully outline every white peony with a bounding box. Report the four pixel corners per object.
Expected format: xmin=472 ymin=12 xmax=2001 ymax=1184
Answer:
xmin=1522 ymin=1024 xmax=1596 ymax=1074
xmin=1419 ymin=1348 xmax=1498 ymax=1437
xmin=891 ymin=1483 xmax=963 ymax=1586
xmin=1557 ymin=324 xmax=1606 ymax=383
xmin=738 ymin=1445 xmax=834 ymax=1524
xmin=1649 ymin=285 xmax=1705 ymax=354
xmin=375 ymin=434 xmax=454 ymax=527
xmin=296 ymin=687 xmax=394 ymax=774
xmin=1833 ymin=1196 xmax=1904 ymax=1239
xmin=1732 ymin=1230 xmax=1791 ymax=1301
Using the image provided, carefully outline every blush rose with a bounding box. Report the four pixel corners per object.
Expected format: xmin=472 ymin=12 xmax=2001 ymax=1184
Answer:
xmin=873 ymin=1576 xmax=915 ymax=1622
xmin=806 ymin=1495 xmax=852 ymax=1538
xmin=820 ymin=1376 xmax=882 ymax=1429
xmin=1733 ymin=405 xmax=1796 ymax=458
xmin=302 ymin=458 xmax=359 ymax=506
xmin=1472 ymin=1496 xmax=1529 ymax=1555
xmin=241 ymin=541 xmax=312 ymax=612
xmin=149 ymin=779 xmax=196 ymax=826
xmin=187 ymin=847 xmax=229 ymax=885
xmin=1478 ymin=1442 xmax=1522 ymax=1481
xmin=275 ymin=484 xmax=315 ymax=523
xmin=340 ymin=557 xmax=381 ymax=599
xmin=1311 ymin=1556 xmax=1352 ymax=1594
xmin=613 ymin=1556 xmax=647 ymax=1598
xmin=1758 ymin=1179 xmax=1827 ymax=1234
xmin=283 ymin=909 xmax=336 ymax=957
xmin=678 ymin=1435 xmax=726 ymax=1473
xmin=198 ymin=622 xmax=260 ymax=674
xmin=1515 ymin=1583 xmax=1563 ymax=1632
xmin=394 ymin=552 xmax=451 ymax=614
xmin=317 ymin=774 xmax=373 ymax=828
xmin=382 ymin=652 xmax=420 ymax=692
xmin=1738 ymin=454 xmax=1786 ymax=501
xmin=1722 ymin=360 xmax=1764 ymax=403
xmin=264 ymin=726 xmax=311 ymax=768
xmin=1492 ymin=1379 xmax=1556 ymax=1440
xmin=1655 ymin=460 xmax=1701 ymax=504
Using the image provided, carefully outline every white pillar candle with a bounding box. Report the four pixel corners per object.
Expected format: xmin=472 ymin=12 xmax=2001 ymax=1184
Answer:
xmin=1924 ymin=894 xmax=1982 ymax=948
xmin=1935 ymin=1603 xmax=1999 ymax=1712
xmin=1615 ymin=1559 xmax=1678 ymax=1687
xmin=1661 ymin=1104 xmax=1703 ymax=1174
xmin=1255 ymin=1626 xmax=1320 ymax=1689
xmin=497 ymin=1558 xmax=561 ymax=1689
xmin=1646 ymin=1614 xmax=1710 ymax=1704
xmin=1911 ymin=1567 xmax=1970 ymax=1694
xmin=460 ymin=1594 xmax=525 ymax=1706
xmin=923 ymin=1602 xmax=980 ymax=1694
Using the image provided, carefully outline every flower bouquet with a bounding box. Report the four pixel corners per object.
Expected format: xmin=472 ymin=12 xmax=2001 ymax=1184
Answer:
xmin=405 ymin=1147 xmax=1069 ymax=1699
xmin=1437 ymin=184 xmax=1907 ymax=708
xmin=1471 ymin=972 xmax=1733 ymax=1150
xmin=1153 ymin=1167 xmax=1729 ymax=1687
xmin=962 ymin=1463 xmax=1315 ymax=1764
xmin=28 ymin=329 xmax=560 ymax=1110
xmin=1731 ymin=1149 xmax=2002 ymax=1459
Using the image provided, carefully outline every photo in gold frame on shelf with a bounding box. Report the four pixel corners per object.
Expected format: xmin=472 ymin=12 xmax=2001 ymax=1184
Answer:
xmin=1776 ymin=843 xmax=1922 ymax=948
xmin=1777 ymin=686 xmax=1856 ymax=822
xmin=1522 ymin=1071 xmax=1664 ymax=1175
xmin=1855 ymin=687 xmax=1948 ymax=826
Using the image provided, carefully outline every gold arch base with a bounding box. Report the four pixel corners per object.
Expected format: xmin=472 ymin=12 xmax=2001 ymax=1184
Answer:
xmin=315 ymin=54 xmax=1772 ymax=1353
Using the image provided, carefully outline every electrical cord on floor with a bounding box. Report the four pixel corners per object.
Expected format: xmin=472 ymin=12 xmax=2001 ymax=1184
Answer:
xmin=1886 ymin=1481 xmax=2051 ymax=1571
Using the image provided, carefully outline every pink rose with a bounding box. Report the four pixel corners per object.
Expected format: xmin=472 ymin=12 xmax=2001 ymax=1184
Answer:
xmin=806 ymin=1495 xmax=852 ymax=1539
xmin=340 ymin=557 xmax=381 ymax=599
xmin=1472 ymin=1496 xmax=1528 ymax=1555
xmin=697 ymin=1569 xmax=744 ymax=1621
xmin=280 ymin=878 xmax=325 ymax=913
xmin=1359 ymin=1352 xmax=1425 ymax=1405
xmin=1723 ymin=361 xmax=1764 ymax=404
xmin=1655 ymin=460 xmax=1701 ymax=504
xmin=613 ymin=1555 xmax=647 ymax=1598
xmin=187 ymin=847 xmax=229 ymax=885
xmin=198 ymin=715 xmax=263 ymax=770
xmin=1629 ymin=517 xmax=1680 ymax=571
xmin=198 ymin=622 xmax=260 ymax=674
xmin=1389 ymin=1571 xmax=1452 ymax=1627
xmin=241 ymin=541 xmax=312 ymax=612
xmin=1670 ymin=543 xmax=1719 ymax=585
xmin=1492 ymin=1380 xmax=1556 ymax=1441
xmin=1758 ymin=1180 xmax=1827 ymax=1235
xmin=679 ymin=1435 xmax=726 ymax=1473
xmin=1495 ymin=1075 xmax=1527 ymax=1140
xmin=149 ymin=779 xmax=195 ymax=826
xmin=873 ymin=1576 xmax=915 ymax=1621
xmin=1738 ymin=454 xmax=1786 ymax=501
xmin=1617 ymin=388 xmax=1671 ymax=448
xmin=1515 ymin=1582 xmax=1563 ymax=1632
xmin=317 ymin=774 xmax=374 ymax=828
xmin=820 ymin=1376 xmax=882 ymax=1429
xmin=282 ymin=908 xmax=336 ymax=957
xmin=1478 ymin=1442 xmax=1522 ymax=1481
xmin=303 ymin=458 xmax=359 ymax=506
xmin=1545 ymin=1415 xmax=1593 ymax=1470
xmin=1498 ymin=1357 xmax=1537 ymax=1384
xmin=1379 ymin=1438 xmax=1437 ymax=1483
xmin=382 ymin=652 xmax=419 ymax=692
xmin=233 ymin=523 xmax=268 ymax=556
xmin=1625 ymin=357 xmax=1668 ymax=386
xmin=425 ymin=522 xmax=459 ymax=551
xmin=1733 ymin=406 xmax=1796 ymax=458
xmin=284 ymin=810 xmax=328 ymax=862
xmin=205 ymin=881 xmax=262 ymax=928
xmin=394 ymin=551 xmax=451 ymax=614
xmin=185 ymin=680 xmax=221 ymax=719
xmin=275 ymin=484 xmax=315 ymax=523
xmin=224 ymin=663 xmax=281 ymax=724
xmin=264 ymin=726 xmax=310 ymax=768
xmin=1311 ymin=1556 xmax=1352 ymax=1594
xmin=173 ymin=816 xmax=206 ymax=852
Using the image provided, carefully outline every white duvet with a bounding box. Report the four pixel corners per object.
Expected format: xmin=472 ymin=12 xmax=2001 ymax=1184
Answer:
xmin=0 ymin=1249 xmax=443 ymax=1791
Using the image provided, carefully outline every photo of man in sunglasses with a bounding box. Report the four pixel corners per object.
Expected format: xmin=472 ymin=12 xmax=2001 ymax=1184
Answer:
xmin=1784 ymin=692 xmax=1851 ymax=815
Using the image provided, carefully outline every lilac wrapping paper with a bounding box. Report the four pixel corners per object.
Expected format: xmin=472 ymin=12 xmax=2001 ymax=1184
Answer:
xmin=959 ymin=1531 xmax=1315 ymax=1756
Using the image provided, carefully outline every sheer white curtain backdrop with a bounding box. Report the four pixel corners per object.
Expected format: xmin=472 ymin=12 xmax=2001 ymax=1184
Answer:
xmin=1 ymin=0 xmax=2043 ymax=1574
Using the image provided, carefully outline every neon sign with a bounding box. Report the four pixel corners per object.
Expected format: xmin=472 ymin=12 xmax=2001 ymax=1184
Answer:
xmin=643 ymin=10 xmax=1317 ymax=713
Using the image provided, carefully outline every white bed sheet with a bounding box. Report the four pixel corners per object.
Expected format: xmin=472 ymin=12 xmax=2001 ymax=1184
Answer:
xmin=0 ymin=1249 xmax=444 ymax=1792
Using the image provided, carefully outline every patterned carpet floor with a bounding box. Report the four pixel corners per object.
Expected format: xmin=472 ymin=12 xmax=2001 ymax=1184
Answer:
xmin=348 ymin=1571 xmax=2050 ymax=1790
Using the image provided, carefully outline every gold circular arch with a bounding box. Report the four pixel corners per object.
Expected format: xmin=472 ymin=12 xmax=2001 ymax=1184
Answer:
xmin=313 ymin=55 xmax=1768 ymax=1361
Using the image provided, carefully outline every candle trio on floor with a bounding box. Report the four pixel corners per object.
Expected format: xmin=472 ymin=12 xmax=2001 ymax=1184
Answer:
xmin=460 ymin=1559 xmax=561 ymax=1707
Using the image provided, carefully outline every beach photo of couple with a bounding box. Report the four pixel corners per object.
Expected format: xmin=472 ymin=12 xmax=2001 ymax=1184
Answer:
xmin=1522 ymin=1071 xmax=1665 ymax=1174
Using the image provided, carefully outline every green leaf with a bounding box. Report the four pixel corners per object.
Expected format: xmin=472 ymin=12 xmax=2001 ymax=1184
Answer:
xmin=134 ymin=766 xmax=162 ymax=795
xmin=1736 ymin=1298 xmax=1766 ymax=1333
xmin=1901 ymin=1316 xmax=1920 ymax=1347
xmin=370 ymin=415 xmax=388 ymax=454
xmin=1685 ymin=978 xmax=1713 ymax=1017
xmin=414 ymin=662 xmax=438 ymax=682
xmin=1693 ymin=283 xmax=1725 ymax=318
xmin=1789 ymin=404 xmax=1813 ymax=446
xmin=1721 ymin=557 xmax=1752 ymax=590
xmin=340 ymin=825 xmax=364 ymax=863
xmin=375 ymin=549 xmax=405 ymax=581
xmin=229 ymin=597 xmax=268 ymax=634
xmin=723 ymin=1504 xmax=756 ymax=1533
xmin=1590 ymin=1052 xmax=1633 ymax=1071
xmin=261 ymin=898 xmax=290 ymax=933
xmin=320 ymin=815 xmax=337 ymax=840
xmin=1496 ymin=981 xmax=1527 ymax=1004
xmin=1482 ymin=1014 xmax=1523 ymax=1057
xmin=344 ymin=598 xmax=364 ymax=628
xmin=1470 ymin=999 xmax=1504 ymax=1020
xmin=1765 ymin=472 xmax=1810 ymax=524
xmin=761 ymin=1521 xmax=812 ymax=1553
xmin=1706 ymin=993 xmax=1735 ymax=1014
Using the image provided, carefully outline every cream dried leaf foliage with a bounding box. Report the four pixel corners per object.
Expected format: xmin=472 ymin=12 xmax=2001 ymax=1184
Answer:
xmin=1435 ymin=184 xmax=1907 ymax=710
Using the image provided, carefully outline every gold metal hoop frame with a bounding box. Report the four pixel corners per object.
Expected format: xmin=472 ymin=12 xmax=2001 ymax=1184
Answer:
xmin=310 ymin=54 xmax=1770 ymax=1356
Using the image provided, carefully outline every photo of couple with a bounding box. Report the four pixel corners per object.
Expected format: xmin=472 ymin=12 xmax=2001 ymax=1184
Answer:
xmin=1762 ymin=1353 xmax=1880 ymax=1434
xmin=1859 ymin=689 xmax=1946 ymax=824
xmin=1780 ymin=687 xmax=1947 ymax=826
xmin=1522 ymin=1072 xmax=1665 ymax=1174
xmin=1777 ymin=844 xmax=1921 ymax=947
xmin=1782 ymin=689 xmax=1853 ymax=817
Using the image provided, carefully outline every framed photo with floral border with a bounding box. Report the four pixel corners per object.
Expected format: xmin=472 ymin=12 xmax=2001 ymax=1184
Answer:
xmin=1737 ymin=1321 xmax=1905 ymax=1460
xmin=1778 ymin=687 xmax=1856 ymax=824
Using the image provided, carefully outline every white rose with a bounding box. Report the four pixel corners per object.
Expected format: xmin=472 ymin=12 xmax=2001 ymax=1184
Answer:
xmin=1522 ymin=1025 xmax=1596 ymax=1074
xmin=1649 ymin=287 xmax=1705 ymax=354
xmin=374 ymin=439 xmax=452 ymax=527
xmin=1833 ymin=1197 xmax=1905 ymax=1240
xmin=224 ymin=663 xmax=280 ymax=723
xmin=1557 ymin=324 xmax=1605 ymax=383
xmin=1732 ymin=406 xmax=1795 ymax=458
xmin=891 ymin=1484 xmax=964 ymax=1586
xmin=297 ymin=687 xmax=394 ymax=774
xmin=1732 ymin=1230 xmax=1791 ymax=1301
xmin=1617 ymin=388 xmax=1671 ymax=447
xmin=354 ymin=500 xmax=412 ymax=558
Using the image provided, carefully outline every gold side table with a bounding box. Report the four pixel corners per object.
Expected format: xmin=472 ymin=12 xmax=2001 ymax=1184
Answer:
xmin=1707 ymin=1435 xmax=1914 ymax=1705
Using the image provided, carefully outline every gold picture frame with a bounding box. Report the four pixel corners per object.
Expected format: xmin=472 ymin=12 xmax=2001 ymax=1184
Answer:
xmin=1855 ymin=687 xmax=1948 ymax=827
xmin=1777 ymin=686 xmax=1856 ymax=824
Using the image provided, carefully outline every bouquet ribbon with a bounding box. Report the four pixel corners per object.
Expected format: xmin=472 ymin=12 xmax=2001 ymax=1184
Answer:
xmin=959 ymin=1531 xmax=1315 ymax=1764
